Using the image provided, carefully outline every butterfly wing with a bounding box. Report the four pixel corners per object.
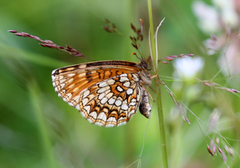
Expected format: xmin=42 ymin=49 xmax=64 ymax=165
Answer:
xmin=52 ymin=61 xmax=144 ymax=127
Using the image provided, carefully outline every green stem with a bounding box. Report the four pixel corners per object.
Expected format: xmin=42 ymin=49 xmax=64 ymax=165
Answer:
xmin=156 ymin=85 xmax=168 ymax=168
xmin=147 ymin=0 xmax=157 ymax=67
xmin=147 ymin=0 xmax=168 ymax=167
xmin=29 ymin=80 xmax=58 ymax=168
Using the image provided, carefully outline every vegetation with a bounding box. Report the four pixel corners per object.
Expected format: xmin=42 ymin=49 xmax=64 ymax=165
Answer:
xmin=1 ymin=0 xmax=239 ymax=167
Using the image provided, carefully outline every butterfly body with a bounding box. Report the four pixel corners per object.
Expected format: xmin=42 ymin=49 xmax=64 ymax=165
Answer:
xmin=52 ymin=59 xmax=152 ymax=127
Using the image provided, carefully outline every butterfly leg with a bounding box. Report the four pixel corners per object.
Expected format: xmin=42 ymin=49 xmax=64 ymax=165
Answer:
xmin=140 ymin=83 xmax=155 ymax=102
xmin=150 ymin=74 xmax=158 ymax=79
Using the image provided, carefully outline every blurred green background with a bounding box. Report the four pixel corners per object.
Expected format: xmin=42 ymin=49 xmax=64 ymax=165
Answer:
xmin=1 ymin=0 xmax=239 ymax=167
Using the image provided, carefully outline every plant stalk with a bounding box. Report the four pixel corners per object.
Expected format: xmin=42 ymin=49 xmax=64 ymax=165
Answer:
xmin=147 ymin=0 xmax=168 ymax=167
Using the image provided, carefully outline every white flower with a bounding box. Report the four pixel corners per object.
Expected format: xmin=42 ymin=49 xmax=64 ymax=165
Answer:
xmin=173 ymin=57 xmax=204 ymax=80
xmin=192 ymin=1 xmax=220 ymax=33
xmin=192 ymin=0 xmax=239 ymax=33
xmin=213 ymin=0 xmax=239 ymax=28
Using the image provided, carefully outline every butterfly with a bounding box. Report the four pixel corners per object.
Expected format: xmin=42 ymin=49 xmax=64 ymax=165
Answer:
xmin=52 ymin=59 xmax=153 ymax=127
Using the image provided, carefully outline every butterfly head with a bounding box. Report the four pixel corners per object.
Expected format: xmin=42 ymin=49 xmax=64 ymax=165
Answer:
xmin=134 ymin=58 xmax=152 ymax=86
xmin=138 ymin=58 xmax=151 ymax=71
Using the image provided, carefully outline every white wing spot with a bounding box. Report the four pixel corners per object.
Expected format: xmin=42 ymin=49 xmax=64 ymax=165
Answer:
xmin=95 ymin=122 xmax=104 ymax=126
xmin=62 ymin=97 xmax=67 ymax=102
xmin=82 ymin=98 xmax=89 ymax=106
xmin=120 ymin=74 xmax=127 ymax=77
xmin=57 ymin=93 xmax=62 ymax=98
xmin=108 ymin=98 xmax=115 ymax=105
xmin=106 ymin=123 xmax=115 ymax=127
xmin=67 ymin=73 xmax=75 ymax=77
xmin=76 ymin=104 xmax=80 ymax=110
xmin=100 ymin=97 xmax=108 ymax=104
xmin=129 ymin=98 xmax=136 ymax=106
xmin=121 ymin=104 xmax=128 ymax=110
xmin=120 ymin=76 xmax=129 ymax=82
xmin=137 ymin=87 xmax=141 ymax=101
xmin=88 ymin=94 xmax=95 ymax=100
xmin=66 ymin=93 xmax=72 ymax=98
xmin=107 ymin=117 xmax=117 ymax=123
xmin=51 ymin=69 xmax=56 ymax=75
xmin=60 ymin=83 xmax=65 ymax=89
xmin=89 ymin=111 xmax=97 ymax=119
xmin=128 ymin=110 xmax=135 ymax=117
xmin=115 ymin=100 xmax=122 ymax=106
xmin=99 ymin=81 xmax=108 ymax=87
xmin=78 ymin=73 xmax=85 ymax=78
xmin=72 ymin=95 xmax=79 ymax=102
xmin=80 ymin=111 xmax=86 ymax=118
xmin=97 ymin=112 xmax=107 ymax=121
xmin=97 ymin=87 xmax=106 ymax=94
xmin=137 ymin=94 xmax=140 ymax=101
xmin=59 ymin=79 xmax=67 ymax=83
xmin=117 ymin=121 xmax=127 ymax=126
xmin=123 ymin=81 xmax=130 ymax=87
xmin=98 ymin=92 xmax=105 ymax=100
xmin=52 ymin=76 xmax=56 ymax=82
xmin=132 ymin=74 xmax=139 ymax=81
xmin=68 ymin=102 xmax=74 ymax=107
xmin=126 ymin=88 xmax=133 ymax=95
xmin=87 ymin=118 xmax=94 ymax=123
xmin=83 ymin=90 xmax=90 ymax=98
xmin=117 ymin=86 xmax=123 ymax=92
xmin=84 ymin=105 xmax=91 ymax=113
xmin=129 ymin=102 xmax=136 ymax=106
xmin=78 ymin=64 xmax=87 ymax=69
xmin=131 ymin=98 xmax=136 ymax=102
xmin=105 ymin=92 xmax=113 ymax=99
xmin=107 ymin=79 xmax=115 ymax=85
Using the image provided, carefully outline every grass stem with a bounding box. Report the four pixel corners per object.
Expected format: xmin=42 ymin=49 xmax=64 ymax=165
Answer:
xmin=148 ymin=0 xmax=168 ymax=167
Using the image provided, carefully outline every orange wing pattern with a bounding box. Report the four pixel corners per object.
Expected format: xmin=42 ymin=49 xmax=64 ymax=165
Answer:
xmin=52 ymin=60 xmax=152 ymax=127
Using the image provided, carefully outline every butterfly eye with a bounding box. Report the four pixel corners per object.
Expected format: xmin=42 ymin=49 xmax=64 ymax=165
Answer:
xmin=141 ymin=59 xmax=151 ymax=71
